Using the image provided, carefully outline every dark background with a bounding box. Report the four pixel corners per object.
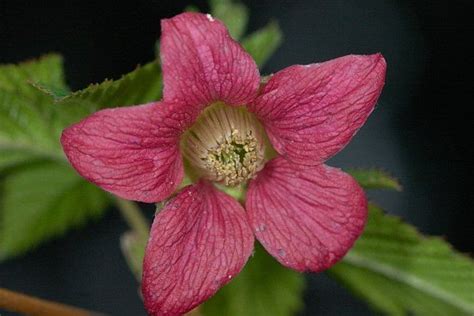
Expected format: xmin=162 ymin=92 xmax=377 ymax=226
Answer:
xmin=1 ymin=0 xmax=473 ymax=315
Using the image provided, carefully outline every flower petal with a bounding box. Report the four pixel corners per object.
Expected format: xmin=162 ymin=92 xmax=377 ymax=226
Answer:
xmin=142 ymin=181 xmax=254 ymax=316
xmin=61 ymin=102 xmax=189 ymax=203
xmin=161 ymin=12 xmax=260 ymax=108
xmin=250 ymin=54 xmax=386 ymax=165
xmin=246 ymin=157 xmax=367 ymax=272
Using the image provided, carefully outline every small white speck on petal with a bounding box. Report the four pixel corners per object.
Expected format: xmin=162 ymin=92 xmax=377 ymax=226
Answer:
xmin=206 ymin=14 xmax=215 ymax=22
xmin=255 ymin=223 xmax=266 ymax=232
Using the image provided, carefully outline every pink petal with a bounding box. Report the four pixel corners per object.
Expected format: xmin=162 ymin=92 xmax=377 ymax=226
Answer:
xmin=142 ymin=181 xmax=254 ymax=316
xmin=160 ymin=12 xmax=260 ymax=108
xmin=61 ymin=102 xmax=191 ymax=203
xmin=246 ymin=157 xmax=367 ymax=272
xmin=250 ymin=54 xmax=386 ymax=165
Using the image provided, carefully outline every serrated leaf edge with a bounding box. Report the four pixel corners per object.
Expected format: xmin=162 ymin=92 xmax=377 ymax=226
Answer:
xmin=348 ymin=167 xmax=403 ymax=191
xmin=343 ymin=252 xmax=474 ymax=314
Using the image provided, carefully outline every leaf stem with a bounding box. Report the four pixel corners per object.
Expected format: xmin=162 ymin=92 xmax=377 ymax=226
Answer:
xmin=114 ymin=198 xmax=149 ymax=239
xmin=0 ymin=287 xmax=104 ymax=316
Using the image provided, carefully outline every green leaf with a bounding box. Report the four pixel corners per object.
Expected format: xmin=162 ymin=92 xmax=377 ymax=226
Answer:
xmin=0 ymin=56 xmax=99 ymax=260
xmin=0 ymin=162 xmax=109 ymax=259
xmin=0 ymin=54 xmax=69 ymax=101
xmin=1 ymin=55 xmax=163 ymax=260
xmin=0 ymin=55 xmax=69 ymax=165
xmin=330 ymin=204 xmax=474 ymax=316
xmin=0 ymin=149 xmax=42 ymax=172
xmin=242 ymin=21 xmax=283 ymax=68
xmin=184 ymin=5 xmax=200 ymax=13
xmin=31 ymin=81 xmax=70 ymax=100
xmin=348 ymin=168 xmax=402 ymax=191
xmin=201 ymin=244 xmax=305 ymax=316
xmin=210 ymin=0 xmax=249 ymax=40
xmin=55 ymin=61 xmax=162 ymax=110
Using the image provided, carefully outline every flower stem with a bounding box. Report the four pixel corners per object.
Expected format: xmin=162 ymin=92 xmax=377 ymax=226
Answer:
xmin=115 ymin=198 xmax=150 ymax=282
xmin=0 ymin=287 xmax=104 ymax=316
xmin=114 ymin=198 xmax=149 ymax=239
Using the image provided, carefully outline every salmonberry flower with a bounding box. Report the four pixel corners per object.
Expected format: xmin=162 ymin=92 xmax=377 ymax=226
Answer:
xmin=61 ymin=12 xmax=386 ymax=316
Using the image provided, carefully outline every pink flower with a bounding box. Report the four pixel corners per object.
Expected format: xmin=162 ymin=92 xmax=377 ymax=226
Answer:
xmin=61 ymin=12 xmax=386 ymax=316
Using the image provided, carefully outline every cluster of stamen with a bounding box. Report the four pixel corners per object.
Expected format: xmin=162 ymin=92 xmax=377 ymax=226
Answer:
xmin=182 ymin=104 xmax=265 ymax=186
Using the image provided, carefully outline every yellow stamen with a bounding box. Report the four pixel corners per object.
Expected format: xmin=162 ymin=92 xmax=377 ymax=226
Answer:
xmin=182 ymin=103 xmax=265 ymax=186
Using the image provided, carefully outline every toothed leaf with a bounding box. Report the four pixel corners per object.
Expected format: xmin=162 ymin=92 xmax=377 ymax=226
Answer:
xmin=331 ymin=204 xmax=474 ymax=316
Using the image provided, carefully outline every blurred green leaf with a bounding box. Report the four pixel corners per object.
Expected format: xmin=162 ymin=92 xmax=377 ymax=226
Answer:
xmin=242 ymin=21 xmax=283 ymax=68
xmin=0 ymin=55 xmax=163 ymax=260
xmin=201 ymin=244 xmax=305 ymax=316
xmin=331 ymin=204 xmax=474 ymax=316
xmin=0 ymin=55 xmax=69 ymax=158
xmin=0 ymin=150 xmax=36 ymax=172
xmin=0 ymin=162 xmax=109 ymax=259
xmin=348 ymin=168 xmax=402 ymax=191
xmin=0 ymin=55 xmax=111 ymax=260
xmin=184 ymin=5 xmax=200 ymax=13
xmin=210 ymin=0 xmax=248 ymax=40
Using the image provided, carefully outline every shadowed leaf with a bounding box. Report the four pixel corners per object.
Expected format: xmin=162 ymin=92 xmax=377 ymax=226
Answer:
xmin=331 ymin=204 xmax=474 ymax=316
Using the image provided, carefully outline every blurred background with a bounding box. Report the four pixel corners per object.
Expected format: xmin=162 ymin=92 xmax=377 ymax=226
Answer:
xmin=0 ymin=0 xmax=472 ymax=315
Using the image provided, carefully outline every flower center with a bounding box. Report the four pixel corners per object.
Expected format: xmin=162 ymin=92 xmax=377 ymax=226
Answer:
xmin=182 ymin=103 xmax=265 ymax=187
